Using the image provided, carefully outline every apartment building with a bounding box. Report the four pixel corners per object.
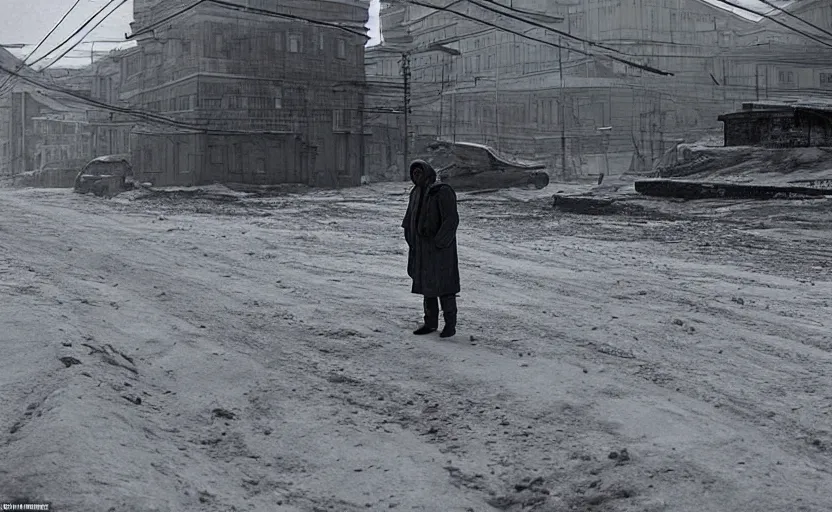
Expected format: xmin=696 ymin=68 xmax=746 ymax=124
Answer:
xmin=364 ymin=45 xmax=407 ymax=181
xmin=88 ymin=49 xmax=134 ymax=157
xmin=124 ymin=0 xmax=370 ymax=187
xmin=387 ymin=0 xmax=757 ymax=177
xmin=1 ymin=46 xmax=137 ymax=179
xmin=722 ymin=0 xmax=832 ymax=102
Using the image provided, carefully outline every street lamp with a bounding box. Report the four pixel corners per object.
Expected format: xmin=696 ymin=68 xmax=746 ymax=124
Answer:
xmin=402 ymin=43 xmax=460 ymax=179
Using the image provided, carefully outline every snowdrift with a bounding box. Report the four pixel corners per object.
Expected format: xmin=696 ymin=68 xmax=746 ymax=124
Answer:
xmin=654 ymin=144 xmax=832 ymax=186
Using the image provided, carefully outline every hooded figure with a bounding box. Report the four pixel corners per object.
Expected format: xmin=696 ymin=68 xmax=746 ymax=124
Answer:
xmin=402 ymin=159 xmax=460 ymax=337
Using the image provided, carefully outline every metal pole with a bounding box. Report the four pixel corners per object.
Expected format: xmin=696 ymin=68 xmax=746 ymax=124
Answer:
xmin=439 ymin=61 xmax=445 ymax=138
xmin=495 ymin=55 xmax=499 ymax=149
xmin=359 ymin=86 xmax=365 ymax=185
xmin=558 ymin=37 xmax=566 ymax=179
xmin=452 ymin=91 xmax=457 ymax=143
xmin=20 ymin=92 xmax=25 ymax=175
xmin=402 ymin=52 xmax=410 ymax=180
xmin=755 ymin=64 xmax=759 ymax=101
xmin=91 ymin=41 xmax=95 ymax=66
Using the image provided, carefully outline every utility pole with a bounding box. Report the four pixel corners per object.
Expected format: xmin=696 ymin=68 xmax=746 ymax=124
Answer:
xmin=20 ymin=91 xmax=25 ymax=175
xmin=402 ymin=51 xmax=411 ymax=180
xmin=558 ymin=37 xmax=566 ymax=179
xmin=399 ymin=44 xmax=459 ymax=179
xmin=358 ymin=87 xmax=365 ymax=185
xmin=452 ymin=91 xmax=457 ymax=143
xmin=439 ymin=62 xmax=445 ymax=138
xmin=495 ymin=55 xmax=500 ymax=149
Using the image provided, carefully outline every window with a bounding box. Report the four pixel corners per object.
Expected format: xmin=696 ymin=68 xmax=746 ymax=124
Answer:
xmin=335 ymin=136 xmax=347 ymax=171
xmin=212 ymin=33 xmax=224 ymax=56
xmin=779 ymin=70 xmax=794 ymax=84
xmin=821 ymin=72 xmax=832 ymax=86
xmin=274 ymin=32 xmax=283 ymax=51
xmin=209 ymin=145 xmax=224 ymax=165
xmin=274 ymin=88 xmax=283 ymax=109
xmin=143 ymin=147 xmax=153 ymax=169
xmin=228 ymin=96 xmax=247 ymax=109
xmin=337 ymin=39 xmax=346 ymax=59
xmin=332 ymin=108 xmax=349 ymax=131
xmin=289 ymin=34 xmax=301 ymax=53
xmin=319 ymin=33 xmax=325 ymax=51
xmin=202 ymin=98 xmax=222 ymax=109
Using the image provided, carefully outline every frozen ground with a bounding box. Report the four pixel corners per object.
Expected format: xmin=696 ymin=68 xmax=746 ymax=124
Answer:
xmin=0 ymin=184 xmax=831 ymax=511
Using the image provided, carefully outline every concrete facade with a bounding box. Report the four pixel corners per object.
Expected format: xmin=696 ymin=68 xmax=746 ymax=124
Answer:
xmin=384 ymin=0 xmax=759 ymax=178
xmin=722 ymin=0 xmax=832 ymax=103
xmin=89 ymin=50 xmax=134 ymax=158
xmin=1 ymin=47 xmax=135 ymax=180
xmin=125 ymin=0 xmax=370 ymax=187
xmin=364 ymin=45 xmax=406 ymax=181
xmin=0 ymin=47 xmax=34 ymax=177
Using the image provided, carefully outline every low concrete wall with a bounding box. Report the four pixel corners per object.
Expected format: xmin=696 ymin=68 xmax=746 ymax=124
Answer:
xmin=11 ymin=168 xmax=79 ymax=188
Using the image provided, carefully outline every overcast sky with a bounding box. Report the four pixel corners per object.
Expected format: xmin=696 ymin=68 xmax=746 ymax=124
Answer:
xmin=2 ymin=0 xmax=381 ymax=68
xmin=2 ymin=0 xmax=792 ymax=68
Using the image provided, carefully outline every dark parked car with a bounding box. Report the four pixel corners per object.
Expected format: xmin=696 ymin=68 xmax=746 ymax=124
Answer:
xmin=423 ymin=140 xmax=550 ymax=190
xmin=74 ymin=154 xmax=135 ymax=197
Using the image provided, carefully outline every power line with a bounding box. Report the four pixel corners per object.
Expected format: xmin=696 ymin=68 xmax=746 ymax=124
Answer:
xmin=401 ymin=0 xmax=674 ymax=76
xmin=40 ymin=0 xmax=129 ymax=71
xmin=26 ymin=0 xmax=125 ymax=70
xmin=471 ymin=0 xmax=633 ymax=58
xmin=755 ymin=0 xmax=832 ymax=40
xmin=126 ymin=0 xmax=368 ymax=41
xmin=0 ymin=63 xmax=393 ymax=137
xmin=0 ymin=62 xmax=232 ymax=133
xmin=0 ymin=0 xmax=83 ymax=93
xmin=708 ymin=0 xmax=832 ymax=48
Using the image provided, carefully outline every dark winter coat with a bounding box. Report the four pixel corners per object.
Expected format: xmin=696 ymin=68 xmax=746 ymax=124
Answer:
xmin=402 ymin=160 xmax=461 ymax=298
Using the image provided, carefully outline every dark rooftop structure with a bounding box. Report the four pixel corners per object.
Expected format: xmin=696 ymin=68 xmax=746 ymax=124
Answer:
xmin=718 ymin=99 xmax=832 ymax=148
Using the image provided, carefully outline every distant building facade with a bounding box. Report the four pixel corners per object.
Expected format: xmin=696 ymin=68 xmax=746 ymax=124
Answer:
xmin=89 ymin=48 xmax=133 ymax=157
xmin=124 ymin=0 xmax=370 ymax=187
xmin=1 ymin=47 xmax=129 ymax=179
xmin=364 ymin=45 xmax=406 ymax=181
xmin=722 ymin=0 xmax=832 ymax=103
xmin=4 ymin=89 xmax=91 ymax=176
xmin=384 ymin=0 xmax=759 ymax=178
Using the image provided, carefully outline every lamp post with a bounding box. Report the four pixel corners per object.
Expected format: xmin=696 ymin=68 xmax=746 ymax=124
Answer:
xmin=402 ymin=43 xmax=460 ymax=180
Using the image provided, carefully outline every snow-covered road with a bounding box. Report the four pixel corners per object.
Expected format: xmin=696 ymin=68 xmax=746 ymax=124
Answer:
xmin=1 ymin=186 xmax=830 ymax=511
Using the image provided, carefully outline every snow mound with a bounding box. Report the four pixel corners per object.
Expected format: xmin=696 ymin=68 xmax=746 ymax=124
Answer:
xmin=150 ymin=183 xmax=251 ymax=198
xmin=654 ymin=145 xmax=832 ymax=185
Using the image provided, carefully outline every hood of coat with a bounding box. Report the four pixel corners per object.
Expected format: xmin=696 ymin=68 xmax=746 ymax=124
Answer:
xmin=410 ymin=159 xmax=437 ymax=186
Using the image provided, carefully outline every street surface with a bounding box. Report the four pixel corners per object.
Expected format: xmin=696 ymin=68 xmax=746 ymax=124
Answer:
xmin=1 ymin=185 xmax=831 ymax=511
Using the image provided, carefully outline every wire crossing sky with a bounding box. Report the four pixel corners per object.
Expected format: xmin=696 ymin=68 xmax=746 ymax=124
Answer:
xmin=1 ymin=0 xmax=382 ymax=67
xmin=0 ymin=0 xmax=799 ymax=68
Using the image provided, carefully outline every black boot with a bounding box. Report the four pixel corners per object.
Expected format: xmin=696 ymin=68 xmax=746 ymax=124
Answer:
xmin=413 ymin=296 xmax=439 ymax=335
xmin=439 ymin=294 xmax=457 ymax=338
xmin=439 ymin=312 xmax=457 ymax=338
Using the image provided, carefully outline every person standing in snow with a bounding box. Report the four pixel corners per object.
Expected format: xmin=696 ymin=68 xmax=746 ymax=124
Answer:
xmin=402 ymin=159 xmax=460 ymax=338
